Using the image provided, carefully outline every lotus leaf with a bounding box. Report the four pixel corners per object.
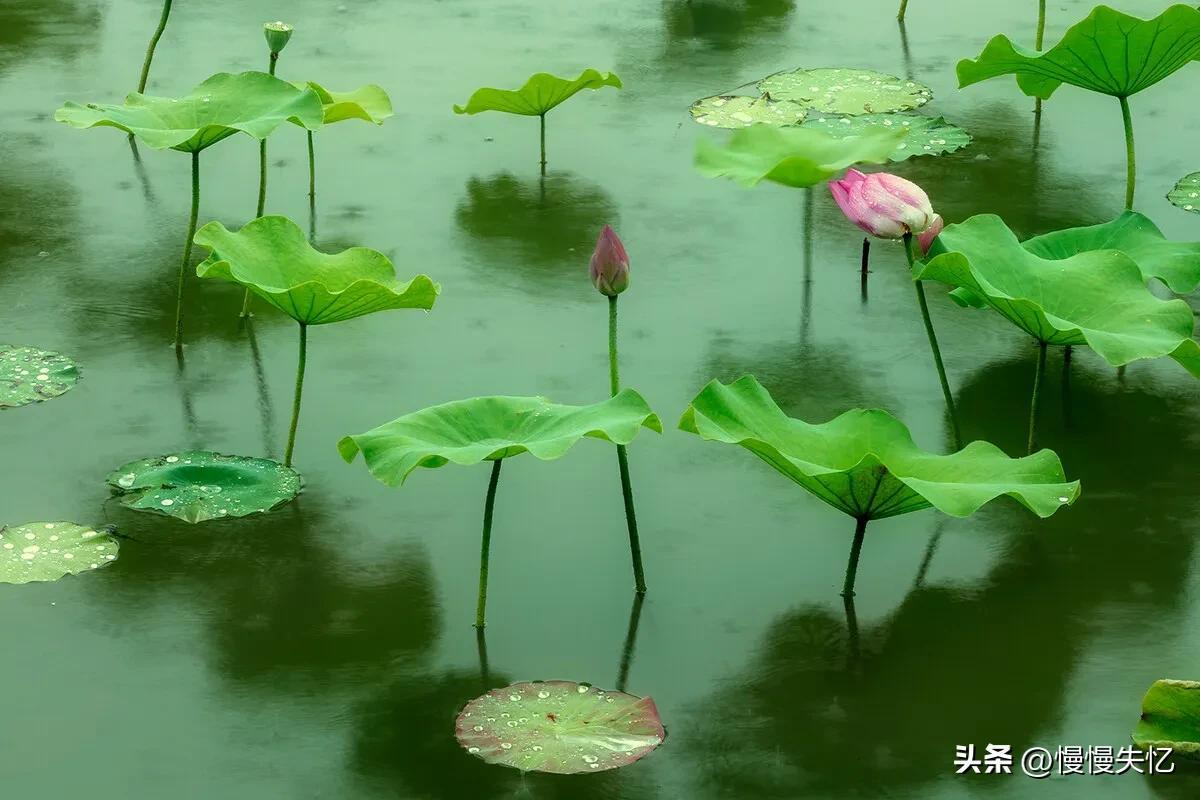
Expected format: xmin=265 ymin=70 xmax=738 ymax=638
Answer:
xmin=452 ymin=69 xmax=622 ymax=116
xmin=1169 ymin=173 xmax=1200 ymax=215
xmin=0 ymin=522 xmax=119 ymax=584
xmin=694 ymin=124 xmax=905 ymax=188
xmin=679 ymin=376 xmax=1079 ymax=521
xmin=801 ymin=114 xmax=970 ymax=161
xmin=1133 ymin=679 xmax=1200 ymax=759
xmin=758 ymin=68 xmax=932 ymax=114
xmin=194 ymin=216 xmax=439 ymax=325
xmin=55 ymin=71 xmax=324 ymax=152
xmin=919 ymin=215 xmax=1200 ymax=375
xmin=0 ymin=345 xmax=79 ymax=409
xmin=689 ymin=95 xmax=807 ymax=129
xmin=338 ymin=390 xmax=662 ymax=486
xmin=455 ymin=681 xmax=665 ymax=774
xmin=299 ymin=81 xmax=394 ymax=125
xmin=106 ymin=451 xmax=302 ymax=523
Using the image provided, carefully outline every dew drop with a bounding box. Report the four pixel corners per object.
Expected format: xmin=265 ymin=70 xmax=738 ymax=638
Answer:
xmin=537 ymin=690 xmax=550 ymax=699
xmin=500 ymin=743 xmax=512 ymax=750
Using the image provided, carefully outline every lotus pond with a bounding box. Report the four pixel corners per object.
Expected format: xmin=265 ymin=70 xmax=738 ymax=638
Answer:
xmin=4 ymin=0 xmax=1200 ymax=797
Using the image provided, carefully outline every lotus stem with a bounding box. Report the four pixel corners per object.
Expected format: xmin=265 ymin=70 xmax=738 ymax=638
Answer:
xmin=1027 ymin=340 xmax=1047 ymax=454
xmin=475 ymin=626 xmax=490 ymax=690
xmin=243 ymin=53 xmax=282 ymax=318
xmin=173 ymin=150 xmax=201 ymax=354
xmin=616 ymin=591 xmax=645 ymax=692
xmin=475 ymin=458 xmax=504 ymax=628
xmin=307 ymin=130 xmax=317 ymax=199
xmin=1119 ymin=95 xmax=1136 ymax=209
xmin=1036 ymin=0 xmax=1046 ymax=50
xmin=842 ymin=517 xmax=868 ymax=597
xmin=860 ymin=237 xmax=870 ymax=303
xmin=283 ymin=322 xmax=307 ymax=467
xmin=897 ymin=0 xmax=908 ymax=22
xmin=609 ymin=295 xmax=648 ymax=593
xmin=904 ymin=234 xmax=962 ymax=449
xmin=137 ymin=0 xmax=173 ymax=94
xmin=539 ymin=113 xmax=547 ymax=174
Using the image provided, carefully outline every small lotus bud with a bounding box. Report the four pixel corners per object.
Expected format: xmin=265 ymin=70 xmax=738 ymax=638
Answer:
xmin=828 ymin=169 xmax=936 ymax=240
xmin=589 ymin=225 xmax=630 ymax=297
xmin=264 ymin=21 xmax=294 ymax=55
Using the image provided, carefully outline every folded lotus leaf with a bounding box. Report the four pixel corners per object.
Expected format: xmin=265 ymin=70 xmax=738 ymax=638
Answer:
xmin=919 ymin=214 xmax=1200 ymax=375
xmin=1169 ymin=172 xmax=1200 ymax=215
xmin=1 ymin=522 xmax=119 ymax=584
xmin=689 ymin=95 xmax=807 ymax=129
xmin=801 ymin=113 xmax=970 ymax=161
xmin=299 ymin=81 xmax=394 ymax=125
xmin=339 ymin=390 xmax=663 ymax=487
xmin=54 ymin=71 xmax=324 ymax=152
xmin=694 ymin=124 xmax=905 ymax=188
xmin=759 ymin=67 xmax=932 ymax=114
xmin=453 ymin=69 xmax=622 ymax=116
xmin=1133 ymin=679 xmax=1200 ymax=759
xmin=679 ymin=376 xmax=1080 ymax=521
xmin=194 ymin=216 xmax=438 ymax=325
xmin=957 ymin=5 xmax=1200 ymax=100
xmin=0 ymin=344 xmax=79 ymax=409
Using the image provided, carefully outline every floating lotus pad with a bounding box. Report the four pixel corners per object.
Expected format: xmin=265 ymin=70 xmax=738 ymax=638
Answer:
xmin=106 ymin=451 xmax=302 ymax=523
xmin=802 ymin=114 xmax=970 ymax=161
xmin=0 ymin=344 xmax=79 ymax=409
xmin=1169 ymin=173 xmax=1200 ymax=215
xmin=759 ymin=68 xmax=932 ymax=115
xmin=455 ymin=681 xmax=665 ymax=774
xmin=920 ymin=214 xmax=1200 ymax=376
xmin=453 ymin=69 xmax=622 ymax=116
xmin=679 ymin=376 xmax=1080 ymax=520
xmin=689 ymin=95 xmax=807 ymax=129
xmin=1133 ymin=679 xmax=1200 ymax=759
xmin=54 ymin=71 xmax=324 ymax=151
xmin=299 ymin=81 xmax=394 ymax=125
xmin=194 ymin=216 xmax=439 ymax=325
xmin=0 ymin=522 xmax=119 ymax=584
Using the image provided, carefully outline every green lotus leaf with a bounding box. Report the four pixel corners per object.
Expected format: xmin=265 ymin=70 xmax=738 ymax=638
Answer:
xmin=957 ymin=5 xmax=1200 ymax=100
xmin=54 ymin=71 xmax=324 ymax=152
xmin=679 ymin=376 xmax=1080 ymax=521
xmin=801 ymin=113 xmax=970 ymax=161
xmin=299 ymin=81 xmax=394 ymax=125
xmin=689 ymin=94 xmax=807 ymax=129
xmin=0 ymin=344 xmax=79 ymax=409
xmin=452 ymin=69 xmax=622 ymax=116
xmin=758 ymin=67 xmax=933 ymax=114
xmin=1133 ymin=679 xmax=1200 ymax=759
xmin=455 ymin=681 xmax=665 ymax=774
xmin=0 ymin=522 xmax=119 ymax=584
xmin=194 ymin=216 xmax=439 ymax=325
xmin=338 ymin=390 xmax=663 ymax=487
xmin=918 ymin=214 xmax=1200 ymax=376
xmin=106 ymin=451 xmax=302 ymax=523
xmin=1169 ymin=172 xmax=1200 ymax=215
xmin=694 ymin=123 xmax=906 ymax=188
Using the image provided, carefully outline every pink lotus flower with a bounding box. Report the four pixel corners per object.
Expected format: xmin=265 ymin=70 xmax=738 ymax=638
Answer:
xmin=917 ymin=213 xmax=944 ymax=256
xmin=590 ymin=225 xmax=629 ymax=296
xmin=828 ymin=169 xmax=937 ymax=240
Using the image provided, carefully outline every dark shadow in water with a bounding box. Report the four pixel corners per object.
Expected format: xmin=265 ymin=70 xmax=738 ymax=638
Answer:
xmin=0 ymin=0 xmax=103 ymax=75
xmin=661 ymin=0 xmax=796 ymax=51
xmin=0 ymin=135 xmax=81 ymax=291
xmin=615 ymin=591 xmax=646 ymax=692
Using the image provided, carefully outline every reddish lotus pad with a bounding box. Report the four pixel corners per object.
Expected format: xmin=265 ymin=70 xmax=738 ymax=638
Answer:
xmin=454 ymin=680 xmax=665 ymax=774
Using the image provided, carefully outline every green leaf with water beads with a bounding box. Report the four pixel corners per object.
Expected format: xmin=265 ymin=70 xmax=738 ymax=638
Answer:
xmin=455 ymin=681 xmax=665 ymax=774
xmin=689 ymin=95 xmax=807 ymax=129
xmin=801 ymin=114 xmax=970 ymax=161
xmin=194 ymin=216 xmax=438 ymax=325
xmin=0 ymin=344 xmax=79 ymax=409
xmin=54 ymin=71 xmax=324 ymax=152
xmin=957 ymin=5 xmax=1200 ymax=100
xmin=338 ymin=390 xmax=662 ymax=487
xmin=0 ymin=522 xmax=119 ymax=584
xmin=106 ymin=451 xmax=302 ymax=524
xmin=679 ymin=376 xmax=1080 ymax=521
xmin=694 ymin=123 xmax=905 ymax=188
xmin=299 ymin=81 xmax=394 ymax=125
xmin=1169 ymin=173 xmax=1200 ymax=215
xmin=452 ymin=69 xmax=622 ymax=116
xmin=758 ymin=67 xmax=933 ymax=114
xmin=1133 ymin=680 xmax=1200 ymax=759
xmin=918 ymin=214 xmax=1200 ymax=376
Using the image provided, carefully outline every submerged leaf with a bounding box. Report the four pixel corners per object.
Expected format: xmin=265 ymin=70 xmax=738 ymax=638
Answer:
xmin=759 ymin=67 xmax=932 ymax=114
xmin=694 ymin=124 xmax=905 ymax=188
xmin=55 ymin=71 xmax=324 ymax=152
xmin=106 ymin=451 xmax=302 ymax=523
xmin=1169 ymin=172 xmax=1200 ymax=215
xmin=300 ymin=81 xmax=394 ymax=125
xmin=957 ymin=5 xmax=1200 ymax=99
xmin=679 ymin=376 xmax=1080 ymax=521
xmin=0 ymin=344 xmax=79 ymax=409
xmin=339 ymin=390 xmax=662 ymax=487
xmin=453 ymin=69 xmax=622 ymax=116
xmin=689 ymin=95 xmax=807 ymax=129
xmin=194 ymin=216 xmax=438 ymax=325
xmin=455 ymin=681 xmax=665 ymax=774
xmin=0 ymin=522 xmax=118 ymax=584
xmin=802 ymin=114 xmax=970 ymax=161
xmin=1133 ymin=679 xmax=1200 ymax=759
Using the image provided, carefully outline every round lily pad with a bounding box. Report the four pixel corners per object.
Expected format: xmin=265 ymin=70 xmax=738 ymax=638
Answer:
xmin=1168 ymin=172 xmax=1200 ymax=214
xmin=106 ymin=451 xmax=302 ymax=523
xmin=689 ymin=95 xmax=807 ymax=129
xmin=0 ymin=344 xmax=79 ymax=409
xmin=1 ymin=522 xmax=119 ymax=584
xmin=759 ymin=68 xmax=933 ymax=115
xmin=455 ymin=681 xmax=665 ymax=774
xmin=803 ymin=114 xmax=970 ymax=161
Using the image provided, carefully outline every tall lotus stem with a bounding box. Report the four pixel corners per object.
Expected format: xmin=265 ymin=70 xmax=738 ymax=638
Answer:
xmin=1027 ymin=340 xmax=1048 ymax=454
xmin=1119 ymin=96 xmax=1136 ymax=209
xmin=475 ymin=458 xmax=504 ymax=628
xmin=1035 ymin=0 xmax=1047 ymax=114
xmin=609 ymin=295 xmax=648 ymax=593
xmin=842 ymin=517 xmax=868 ymax=597
xmin=539 ymin=113 xmax=547 ymax=174
xmin=307 ymin=131 xmax=317 ymax=199
xmin=897 ymin=0 xmax=909 ymax=22
xmin=137 ymin=0 xmax=173 ymax=94
xmin=283 ymin=322 xmax=307 ymax=467
xmin=904 ymin=234 xmax=962 ymax=449
xmin=173 ymin=151 xmax=201 ymax=354
xmin=243 ymin=49 xmax=283 ymax=317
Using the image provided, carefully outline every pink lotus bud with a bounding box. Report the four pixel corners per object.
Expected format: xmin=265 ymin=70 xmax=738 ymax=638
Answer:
xmin=828 ymin=169 xmax=936 ymax=240
xmin=589 ymin=225 xmax=629 ymax=296
xmin=917 ymin=213 xmax=944 ymax=256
